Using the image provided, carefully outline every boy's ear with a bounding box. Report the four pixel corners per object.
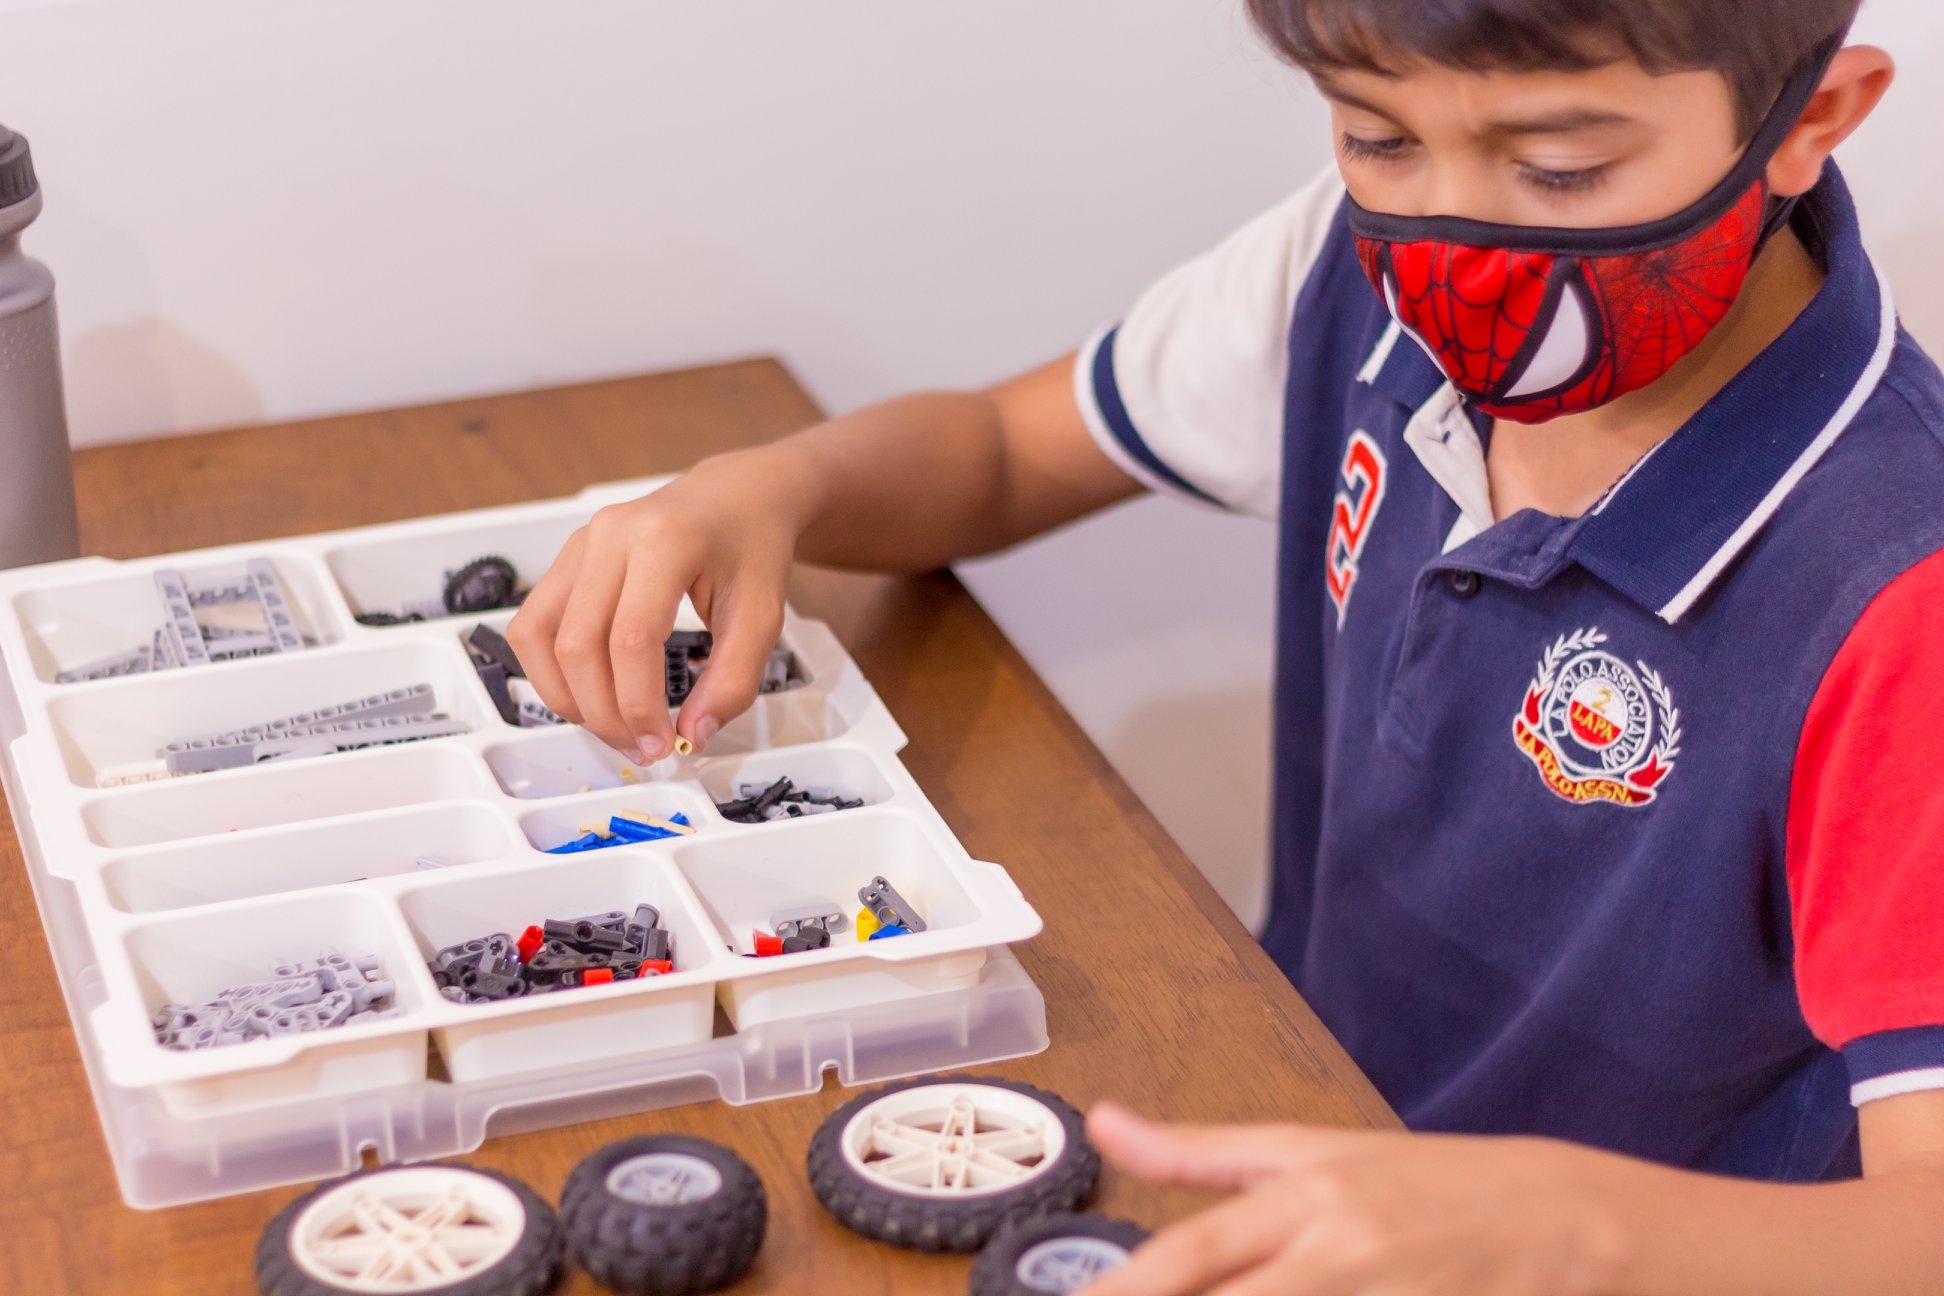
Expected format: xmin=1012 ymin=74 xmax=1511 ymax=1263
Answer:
xmin=1768 ymin=45 xmax=1896 ymax=198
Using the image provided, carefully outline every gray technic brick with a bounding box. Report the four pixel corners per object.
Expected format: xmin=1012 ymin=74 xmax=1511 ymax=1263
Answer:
xmin=153 ymin=569 xmax=212 ymax=668
xmin=163 ymin=685 xmax=443 ymax=762
xmin=518 ymin=698 xmax=565 ymax=727
xmin=858 ymin=875 xmax=928 ymax=934
xmin=770 ymin=901 xmax=850 ymax=940
xmin=250 ymin=714 xmax=468 ymax=765
xmin=55 ymin=642 xmax=155 ymax=684
xmin=151 ymin=627 xmax=180 ymax=671
xmin=183 ymin=572 xmax=255 ymax=606
xmin=246 ymin=559 xmax=306 ymax=653
xmin=212 ymin=974 xmax=326 ymax=1009
xmin=203 ymin=633 xmax=286 ymax=663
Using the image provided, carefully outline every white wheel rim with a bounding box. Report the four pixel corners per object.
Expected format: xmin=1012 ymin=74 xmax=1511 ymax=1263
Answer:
xmin=839 ymin=1082 xmax=1066 ymax=1198
xmin=1015 ymin=1237 xmax=1133 ymax=1292
xmin=604 ymin=1152 xmax=723 ymax=1206
xmin=289 ymin=1167 xmax=527 ymax=1293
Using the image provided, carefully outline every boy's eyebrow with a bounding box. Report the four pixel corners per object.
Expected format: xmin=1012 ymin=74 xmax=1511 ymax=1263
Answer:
xmin=1485 ymin=107 xmax=1638 ymax=136
xmin=1319 ymin=79 xmax=1638 ymax=136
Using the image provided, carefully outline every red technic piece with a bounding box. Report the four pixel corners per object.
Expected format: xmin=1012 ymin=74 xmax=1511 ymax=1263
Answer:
xmin=516 ymin=925 xmax=545 ymax=963
xmin=582 ymin=968 xmax=614 ymax=986
xmin=751 ymin=931 xmax=783 ymax=958
xmin=639 ymin=959 xmax=674 ymax=975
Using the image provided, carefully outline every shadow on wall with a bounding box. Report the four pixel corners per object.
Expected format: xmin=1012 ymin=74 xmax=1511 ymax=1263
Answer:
xmin=65 ymin=318 xmax=262 ymax=446
xmin=1108 ymin=679 xmax=1275 ymax=933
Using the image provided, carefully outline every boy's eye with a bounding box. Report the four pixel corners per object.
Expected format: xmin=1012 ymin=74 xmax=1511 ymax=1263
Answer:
xmin=1339 ymin=132 xmax=1413 ymax=163
xmin=1516 ymin=161 xmax=1610 ymax=195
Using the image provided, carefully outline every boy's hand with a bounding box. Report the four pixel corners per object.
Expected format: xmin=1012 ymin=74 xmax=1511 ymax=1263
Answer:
xmin=1083 ymin=1102 xmax=1624 ymax=1296
xmin=507 ymin=448 xmax=819 ymax=763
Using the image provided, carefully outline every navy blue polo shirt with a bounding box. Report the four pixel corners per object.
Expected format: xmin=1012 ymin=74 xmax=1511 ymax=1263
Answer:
xmin=1075 ymin=163 xmax=1944 ymax=1181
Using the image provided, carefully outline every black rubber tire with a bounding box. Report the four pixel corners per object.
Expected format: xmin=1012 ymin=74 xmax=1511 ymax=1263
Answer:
xmin=256 ymin=1163 xmax=563 ymax=1296
xmin=970 ymin=1213 xmax=1150 ymax=1295
xmin=444 ymin=555 xmax=520 ymax=615
xmin=560 ymin=1134 xmax=767 ymax=1296
xmin=806 ymin=1074 xmax=1100 ymax=1253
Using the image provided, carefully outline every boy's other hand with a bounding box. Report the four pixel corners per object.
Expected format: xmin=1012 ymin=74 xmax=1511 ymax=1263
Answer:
xmin=507 ymin=448 xmax=817 ymax=763
xmin=1083 ymin=1101 xmax=1625 ymax=1296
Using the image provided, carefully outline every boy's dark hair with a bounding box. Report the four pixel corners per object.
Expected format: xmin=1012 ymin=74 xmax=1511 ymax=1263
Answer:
xmin=1248 ymin=0 xmax=1860 ymax=139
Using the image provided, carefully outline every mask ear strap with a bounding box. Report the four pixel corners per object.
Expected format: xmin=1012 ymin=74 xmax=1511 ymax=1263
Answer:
xmin=1745 ymin=28 xmax=1851 ymax=251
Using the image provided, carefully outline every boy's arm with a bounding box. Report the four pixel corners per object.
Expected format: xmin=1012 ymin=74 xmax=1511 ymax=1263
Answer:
xmin=506 ymin=356 xmax=1140 ymax=762
xmin=784 ymin=354 xmax=1145 ymax=572
xmin=1082 ymin=1091 xmax=1944 ymax=1296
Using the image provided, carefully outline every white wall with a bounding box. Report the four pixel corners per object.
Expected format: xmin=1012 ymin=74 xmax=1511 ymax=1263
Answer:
xmin=5 ymin=1 xmax=1939 ymax=930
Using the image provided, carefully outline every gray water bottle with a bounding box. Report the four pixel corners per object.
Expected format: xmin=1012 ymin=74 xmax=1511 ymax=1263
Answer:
xmin=0 ymin=126 xmax=80 ymax=568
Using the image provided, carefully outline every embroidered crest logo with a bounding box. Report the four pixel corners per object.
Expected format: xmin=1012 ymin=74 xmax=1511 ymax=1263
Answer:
xmin=1513 ymin=628 xmax=1681 ymax=807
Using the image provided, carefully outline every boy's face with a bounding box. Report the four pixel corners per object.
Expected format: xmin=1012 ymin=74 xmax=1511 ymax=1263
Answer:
xmin=1321 ymin=58 xmax=1745 ymax=229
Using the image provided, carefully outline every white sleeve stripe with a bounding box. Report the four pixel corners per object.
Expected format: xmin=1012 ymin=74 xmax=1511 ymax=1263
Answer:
xmin=1073 ymin=327 xmax=1224 ymax=506
xmin=1850 ymin=1066 xmax=1944 ymax=1107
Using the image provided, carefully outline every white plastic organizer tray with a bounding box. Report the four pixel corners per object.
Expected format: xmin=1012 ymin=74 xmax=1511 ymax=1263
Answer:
xmin=0 ymin=476 xmax=1047 ymax=1208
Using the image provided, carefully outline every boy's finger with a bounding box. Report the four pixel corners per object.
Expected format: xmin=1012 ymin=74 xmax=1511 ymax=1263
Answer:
xmin=679 ymin=580 xmax=785 ymax=750
xmin=1087 ymin=1102 xmax=1347 ymax=1190
xmin=1083 ymin=1188 xmax=1299 ymax=1296
xmin=505 ymin=534 xmax=586 ymax=725
xmin=608 ymin=554 xmax=689 ymax=762
xmin=551 ymin=543 xmax=635 ymax=758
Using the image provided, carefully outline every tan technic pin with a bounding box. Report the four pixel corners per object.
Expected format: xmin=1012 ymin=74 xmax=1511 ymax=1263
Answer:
xmin=672 ymin=735 xmax=694 ymax=756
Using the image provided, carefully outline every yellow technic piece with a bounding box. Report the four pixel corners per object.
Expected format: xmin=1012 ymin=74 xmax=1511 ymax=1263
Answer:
xmin=672 ymin=735 xmax=695 ymax=756
xmin=619 ymin=767 xmax=639 ymax=784
xmin=855 ymin=906 xmax=880 ymax=941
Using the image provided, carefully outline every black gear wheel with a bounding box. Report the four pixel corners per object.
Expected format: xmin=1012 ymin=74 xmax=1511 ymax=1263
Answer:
xmin=807 ymin=1074 xmax=1099 ymax=1253
xmin=969 ymin=1213 xmax=1150 ymax=1295
xmin=443 ymin=555 xmax=521 ymax=615
xmin=255 ymin=1162 xmax=562 ymax=1296
xmin=560 ymin=1134 xmax=766 ymax=1296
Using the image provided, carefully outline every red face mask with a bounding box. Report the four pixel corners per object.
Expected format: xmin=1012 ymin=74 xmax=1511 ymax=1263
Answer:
xmin=1347 ymin=37 xmax=1840 ymax=425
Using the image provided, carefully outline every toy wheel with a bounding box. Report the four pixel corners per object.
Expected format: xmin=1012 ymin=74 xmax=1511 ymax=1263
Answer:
xmin=444 ymin=556 xmax=520 ymax=615
xmin=807 ymin=1074 xmax=1099 ymax=1253
xmin=969 ymin=1213 xmax=1149 ymax=1295
xmin=256 ymin=1163 xmax=562 ymax=1296
xmin=560 ymin=1134 xmax=766 ymax=1296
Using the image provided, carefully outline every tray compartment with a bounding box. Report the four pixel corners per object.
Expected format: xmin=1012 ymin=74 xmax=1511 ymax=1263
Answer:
xmin=393 ymin=850 xmax=723 ymax=1082
xmin=101 ymin=803 xmax=525 ymax=913
xmin=667 ymin=808 xmax=992 ymax=1028
xmin=516 ymin=781 xmax=715 ymax=851
xmin=45 ymin=640 xmax=489 ymax=789
xmin=80 ymin=741 xmax=493 ymax=848
xmin=116 ymin=889 xmax=432 ymax=1116
xmin=481 ymin=725 xmax=657 ymax=799
xmin=10 ymin=553 xmax=346 ymax=686
xmin=695 ymin=743 xmax=894 ymax=820
xmin=325 ymin=512 xmax=586 ymax=623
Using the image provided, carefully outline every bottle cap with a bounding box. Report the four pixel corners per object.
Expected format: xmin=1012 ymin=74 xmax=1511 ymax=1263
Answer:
xmin=0 ymin=127 xmax=40 ymax=210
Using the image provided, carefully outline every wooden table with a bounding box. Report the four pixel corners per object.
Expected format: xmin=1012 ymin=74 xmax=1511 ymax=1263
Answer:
xmin=0 ymin=360 xmax=1393 ymax=1295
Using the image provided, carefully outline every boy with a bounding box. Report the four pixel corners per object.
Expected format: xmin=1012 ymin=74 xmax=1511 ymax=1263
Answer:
xmin=510 ymin=0 xmax=1944 ymax=1287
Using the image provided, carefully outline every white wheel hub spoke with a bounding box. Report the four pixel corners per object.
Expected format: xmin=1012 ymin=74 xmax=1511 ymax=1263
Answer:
xmin=841 ymin=1083 xmax=1068 ymax=1200
xmin=1016 ymin=1237 xmax=1133 ymax=1293
xmin=290 ymin=1167 xmax=528 ymax=1294
xmin=605 ymin=1152 xmax=724 ymax=1206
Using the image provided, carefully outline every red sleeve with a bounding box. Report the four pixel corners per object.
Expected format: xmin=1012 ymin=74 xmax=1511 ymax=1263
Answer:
xmin=1788 ymin=548 xmax=1944 ymax=1051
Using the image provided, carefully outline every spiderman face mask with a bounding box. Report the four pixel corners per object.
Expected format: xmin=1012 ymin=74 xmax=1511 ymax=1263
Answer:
xmin=1347 ymin=36 xmax=1842 ymax=424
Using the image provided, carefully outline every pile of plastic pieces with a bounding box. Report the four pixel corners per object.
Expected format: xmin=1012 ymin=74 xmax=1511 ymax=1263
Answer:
xmin=716 ymin=777 xmax=863 ymax=824
xmin=153 ymin=952 xmax=400 ymax=1051
xmin=546 ymin=810 xmax=694 ymax=854
xmin=430 ymin=904 xmax=673 ymax=1003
